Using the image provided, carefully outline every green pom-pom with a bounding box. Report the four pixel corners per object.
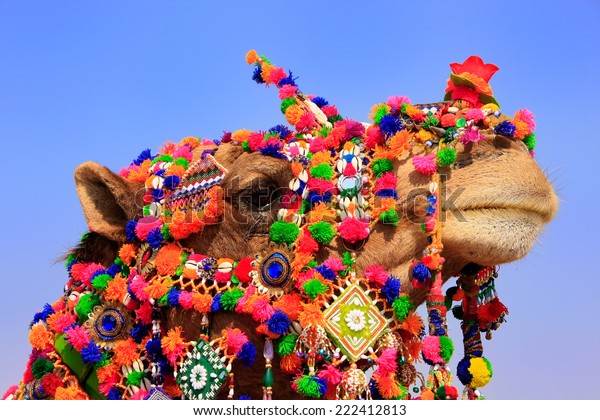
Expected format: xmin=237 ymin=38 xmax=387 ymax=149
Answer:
xmin=444 ymin=127 xmax=457 ymax=143
xmin=270 ymin=221 xmax=300 ymax=245
xmin=439 ymin=336 xmax=454 ymax=363
xmin=295 ymin=375 xmax=324 ymax=398
xmin=380 ymin=209 xmax=399 ymax=226
xmin=523 ymin=133 xmax=536 ymax=150
xmin=126 ymin=370 xmax=146 ymax=386
xmin=277 ymin=334 xmax=298 ymax=356
xmin=32 ymin=357 xmax=54 ymax=379
xmin=157 ymin=294 xmax=169 ymax=306
xmin=91 ymin=274 xmax=112 ymax=291
xmin=328 ymin=114 xmax=343 ymax=124
xmin=303 ymin=279 xmax=329 ymax=299
xmin=310 ymin=163 xmax=333 ymax=180
xmin=220 ymin=288 xmax=244 ymax=311
xmin=400 ymin=103 xmax=409 ymax=114
xmin=65 ymin=254 xmax=76 ymax=270
xmin=422 ymin=117 xmax=439 ymax=128
xmin=298 ymin=200 xmax=309 ymax=215
xmin=76 ymin=293 xmax=101 ymax=321
xmin=371 ymin=158 xmax=393 ymax=178
xmin=451 ymin=305 xmax=464 ymax=320
xmin=281 ymin=98 xmax=296 ymax=113
xmin=242 ymin=140 xmax=251 ymax=152
xmin=307 ymin=259 xmax=318 ymax=269
xmin=392 ymin=295 xmax=414 ymax=321
xmin=308 ymin=221 xmax=336 ymax=244
xmin=152 ymin=155 xmax=174 ymax=165
xmin=161 ymin=224 xmax=173 ymax=241
xmin=373 ymin=105 xmax=389 ymax=125
xmin=174 ymin=157 xmax=189 ymax=169
xmin=437 ymin=148 xmax=456 ymax=167
xmin=96 ymin=352 xmax=110 ymax=368
xmin=317 ymin=125 xmax=332 ymax=138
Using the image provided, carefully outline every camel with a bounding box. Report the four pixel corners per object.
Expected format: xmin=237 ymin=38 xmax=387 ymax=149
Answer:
xmin=5 ymin=51 xmax=557 ymax=401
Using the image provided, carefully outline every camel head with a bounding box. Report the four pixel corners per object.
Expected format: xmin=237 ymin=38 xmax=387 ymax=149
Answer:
xmin=9 ymin=52 xmax=557 ymax=401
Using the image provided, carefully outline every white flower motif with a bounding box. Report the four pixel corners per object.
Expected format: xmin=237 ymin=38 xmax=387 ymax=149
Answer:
xmin=345 ymin=309 xmax=367 ymax=332
xmin=190 ymin=365 xmax=208 ymax=390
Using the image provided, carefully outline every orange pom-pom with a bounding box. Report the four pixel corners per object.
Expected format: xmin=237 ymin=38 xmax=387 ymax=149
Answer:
xmin=155 ymin=243 xmax=183 ymax=276
xmin=245 ymin=49 xmax=259 ymax=65
xmin=231 ymin=129 xmax=253 ymax=143
xmin=104 ymin=273 xmax=128 ymax=302
xmin=180 ymin=136 xmax=200 ymax=148
xmin=419 ymin=387 xmax=435 ymax=400
xmin=54 ymin=385 xmax=88 ymax=400
xmin=112 ymin=338 xmax=140 ymax=367
xmin=144 ymin=276 xmax=172 ymax=300
xmin=280 ymin=354 xmax=303 ymax=374
xmin=118 ymin=244 xmax=137 ymax=266
xmin=29 ymin=323 xmax=52 ymax=350
xmin=127 ymin=159 xmax=152 ymax=182
xmin=192 ymin=292 xmax=212 ymax=313
xmin=298 ymin=303 xmax=325 ymax=327
xmin=162 ymin=327 xmax=186 ymax=365
xmin=291 ymin=162 xmax=304 ymax=178
xmin=273 ymin=293 xmax=302 ymax=321
xmin=256 ymin=323 xmax=280 ymax=339
xmin=376 ymin=373 xmax=404 ymax=399
xmin=285 ymin=105 xmax=304 ymax=126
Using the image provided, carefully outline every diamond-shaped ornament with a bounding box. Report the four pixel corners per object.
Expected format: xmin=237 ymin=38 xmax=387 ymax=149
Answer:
xmin=175 ymin=340 xmax=227 ymax=400
xmin=323 ymin=283 xmax=389 ymax=362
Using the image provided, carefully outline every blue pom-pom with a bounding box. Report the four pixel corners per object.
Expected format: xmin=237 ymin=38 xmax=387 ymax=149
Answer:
xmin=259 ymin=141 xmax=286 ymax=159
xmin=125 ymin=220 xmax=138 ymax=242
xmin=145 ymin=339 xmax=162 ymax=355
xmin=315 ymin=265 xmax=336 ymax=281
xmin=374 ymin=189 xmax=398 ymax=199
xmin=237 ymin=341 xmax=256 ymax=367
xmin=266 ymin=310 xmax=291 ymax=335
xmin=106 ymin=264 xmax=121 ymax=277
xmin=151 ymin=188 xmax=164 ymax=202
xmin=81 ymin=341 xmax=103 ymax=364
xmin=32 ymin=303 xmax=55 ymax=325
xmin=314 ymin=376 xmax=327 ymax=394
xmin=311 ymin=97 xmax=329 ymax=108
xmin=167 ymin=288 xmax=181 ymax=307
xmin=307 ymin=191 xmax=333 ymax=206
xmin=457 ymin=358 xmax=473 ymax=386
xmin=211 ymin=294 xmax=222 ymax=312
xmin=495 ymin=121 xmax=516 ymax=137
xmin=412 ymin=263 xmax=431 ymax=283
xmin=382 ymin=276 xmax=401 ymax=304
xmin=268 ymin=124 xmax=292 ymax=139
xmin=107 ymin=388 xmax=123 ymax=400
xmin=277 ymin=70 xmax=297 ymax=87
xmin=252 ymin=66 xmax=264 ymax=84
xmin=369 ymin=378 xmax=383 ymax=400
xmin=133 ymin=149 xmax=155 ymax=166
xmin=238 ymin=395 xmax=252 ymax=400
xmin=379 ymin=114 xmax=404 ymax=137
xmin=130 ymin=323 xmax=150 ymax=342
xmin=147 ymin=228 xmax=163 ymax=249
xmin=163 ymin=176 xmax=181 ymax=191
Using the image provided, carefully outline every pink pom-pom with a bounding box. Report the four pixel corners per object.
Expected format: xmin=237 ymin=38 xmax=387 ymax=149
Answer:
xmin=130 ymin=389 xmax=149 ymax=400
xmin=51 ymin=313 xmax=76 ymax=334
xmin=65 ymin=325 xmax=90 ymax=351
xmin=374 ymin=172 xmax=398 ymax=192
xmin=297 ymin=111 xmax=317 ymax=131
xmin=324 ymin=258 xmax=346 ymax=273
xmin=178 ymin=291 xmax=193 ymax=309
xmin=465 ymin=108 xmax=485 ymax=122
xmin=424 ymin=214 xmax=436 ymax=232
xmin=214 ymin=271 xmax=232 ymax=284
xmin=460 ymin=127 xmax=483 ymax=144
xmin=515 ymin=108 xmax=536 ymax=130
xmin=71 ymin=262 xmax=105 ymax=287
xmin=387 ymin=96 xmax=411 ymax=111
xmin=135 ymin=216 xmax=163 ymax=241
xmin=318 ymin=364 xmax=343 ymax=386
xmin=118 ymin=168 xmax=130 ymax=178
xmin=2 ymin=385 xmax=18 ymax=400
xmin=287 ymin=145 xmax=300 ymax=157
xmin=341 ymin=120 xmax=366 ymax=141
xmin=338 ymin=218 xmax=370 ymax=243
xmin=267 ymin=68 xmax=287 ymax=85
xmin=376 ymin=348 xmax=398 ymax=376
xmin=295 ymin=269 xmax=316 ymax=290
xmin=365 ymin=265 xmax=388 ymax=287
xmin=279 ymin=84 xmax=298 ymax=99
xmin=307 ymin=178 xmax=336 ymax=195
xmin=421 ymin=336 xmax=443 ymax=364
xmin=224 ymin=327 xmax=248 ymax=354
xmin=173 ymin=145 xmax=193 ymax=161
xmin=135 ymin=302 xmax=154 ymax=325
xmin=364 ymin=125 xmax=385 ymax=149
xmin=235 ymin=285 xmax=254 ymax=314
xmin=129 ymin=274 xmax=149 ymax=301
xmin=321 ymin=105 xmax=338 ymax=117
xmin=412 ymin=154 xmax=437 ymax=175
xmin=248 ymin=131 xmax=265 ymax=151
xmin=252 ymin=295 xmax=275 ymax=322
xmin=309 ymin=137 xmax=326 ymax=152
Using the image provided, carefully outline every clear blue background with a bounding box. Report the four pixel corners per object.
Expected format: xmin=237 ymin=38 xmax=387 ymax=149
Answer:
xmin=1 ymin=1 xmax=598 ymax=399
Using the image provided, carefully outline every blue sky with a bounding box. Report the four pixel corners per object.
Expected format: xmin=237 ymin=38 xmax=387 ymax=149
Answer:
xmin=1 ymin=1 xmax=598 ymax=399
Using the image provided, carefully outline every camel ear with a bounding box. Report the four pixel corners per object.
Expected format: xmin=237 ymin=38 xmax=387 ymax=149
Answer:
xmin=74 ymin=162 xmax=143 ymax=242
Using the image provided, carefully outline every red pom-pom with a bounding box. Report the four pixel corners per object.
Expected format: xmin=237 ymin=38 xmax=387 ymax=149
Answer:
xmin=214 ymin=271 xmax=232 ymax=284
xmin=364 ymin=125 xmax=385 ymax=149
xmin=248 ymin=131 xmax=265 ymax=151
xmin=338 ymin=218 xmax=370 ymax=243
xmin=297 ymin=231 xmax=319 ymax=254
xmin=365 ymin=265 xmax=388 ymax=287
xmin=41 ymin=373 xmax=64 ymax=397
xmin=234 ymin=258 xmax=254 ymax=283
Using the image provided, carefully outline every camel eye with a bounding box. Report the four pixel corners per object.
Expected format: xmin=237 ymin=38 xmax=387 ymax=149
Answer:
xmin=241 ymin=186 xmax=283 ymax=212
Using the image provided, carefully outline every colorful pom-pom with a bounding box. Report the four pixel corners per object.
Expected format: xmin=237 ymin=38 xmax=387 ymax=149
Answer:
xmin=412 ymin=154 xmax=437 ymax=175
xmin=270 ymin=221 xmax=300 ymax=245
xmin=308 ymin=221 xmax=336 ymax=244
xmin=457 ymin=357 xmax=493 ymax=388
xmin=436 ymin=148 xmax=457 ymax=167
xmin=392 ymin=295 xmax=414 ymax=322
xmin=302 ymin=279 xmax=329 ymax=300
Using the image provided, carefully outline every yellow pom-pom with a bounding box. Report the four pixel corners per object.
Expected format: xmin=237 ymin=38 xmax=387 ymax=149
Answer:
xmin=469 ymin=357 xmax=493 ymax=388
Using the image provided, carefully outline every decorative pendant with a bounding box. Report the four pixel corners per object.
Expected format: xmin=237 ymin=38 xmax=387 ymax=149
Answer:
xmin=84 ymin=301 xmax=132 ymax=349
xmin=253 ymin=243 xmax=294 ymax=297
xmin=337 ymin=363 xmax=371 ymax=400
xmin=144 ymin=387 xmax=172 ymax=400
xmin=175 ymin=340 xmax=228 ymax=400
